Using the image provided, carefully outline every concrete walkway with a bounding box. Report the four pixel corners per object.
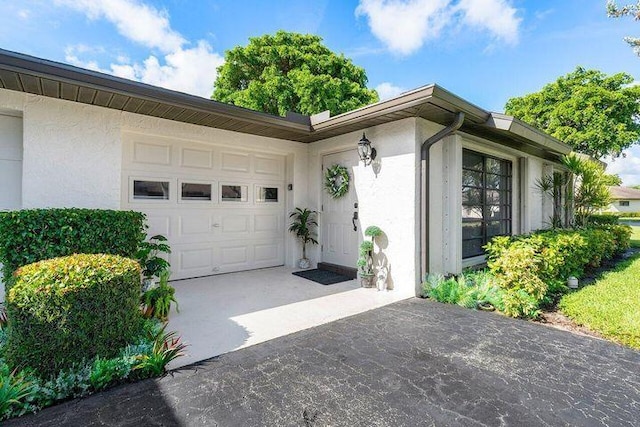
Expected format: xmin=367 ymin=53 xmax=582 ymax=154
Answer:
xmin=7 ymin=299 xmax=640 ymax=426
xmin=167 ymin=267 xmax=408 ymax=368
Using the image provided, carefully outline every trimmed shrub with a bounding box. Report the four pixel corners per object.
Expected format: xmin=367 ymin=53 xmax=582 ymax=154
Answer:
xmin=5 ymin=254 xmax=142 ymax=377
xmin=587 ymin=214 xmax=619 ymax=225
xmin=485 ymin=225 xmax=631 ymax=317
xmin=612 ymin=211 xmax=640 ymax=218
xmin=0 ymin=209 xmax=146 ymax=285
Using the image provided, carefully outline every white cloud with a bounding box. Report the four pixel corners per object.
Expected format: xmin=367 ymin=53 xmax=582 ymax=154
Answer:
xmin=18 ymin=9 xmax=31 ymax=20
xmin=356 ymin=0 xmax=450 ymax=55
xmin=56 ymin=0 xmax=224 ymax=98
xmin=455 ymin=0 xmax=520 ymax=44
xmin=604 ymin=146 xmax=640 ymax=186
xmin=355 ymin=0 xmax=521 ymax=55
xmin=375 ymin=82 xmax=406 ymax=100
xmin=55 ymin=0 xmax=184 ymax=53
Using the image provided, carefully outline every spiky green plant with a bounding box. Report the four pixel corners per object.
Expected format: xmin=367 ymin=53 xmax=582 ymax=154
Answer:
xmin=0 ymin=368 xmax=34 ymax=418
xmin=288 ymin=208 xmax=318 ymax=259
xmin=134 ymin=324 xmax=187 ymax=377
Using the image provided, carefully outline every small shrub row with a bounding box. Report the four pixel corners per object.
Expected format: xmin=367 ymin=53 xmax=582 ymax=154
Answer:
xmin=0 ymin=320 xmax=186 ymax=420
xmin=6 ymin=254 xmax=143 ymax=377
xmin=0 ymin=208 xmax=146 ymax=285
xmin=484 ymin=225 xmax=631 ymax=317
xmin=586 ymin=214 xmax=619 ymax=225
xmin=609 ymin=211 xmax=640 ymax=218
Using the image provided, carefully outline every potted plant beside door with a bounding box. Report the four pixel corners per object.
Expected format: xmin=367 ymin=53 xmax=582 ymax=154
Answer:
xmin=288 ymin=208 xmax=318 ymax=269
xmin=358 ymin=225 xmax=384 ymax=288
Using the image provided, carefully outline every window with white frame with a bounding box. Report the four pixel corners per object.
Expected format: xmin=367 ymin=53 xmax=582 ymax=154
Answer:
xmin=133 ymin=180 xmax=170 ymax=200
xmin=462 ymin=149 xmax=513 ymax=259
xmin=620 ymin=200 xmax=630 ymax=207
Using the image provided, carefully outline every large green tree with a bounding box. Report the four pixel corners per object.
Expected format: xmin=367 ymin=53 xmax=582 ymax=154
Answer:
xmin=607 ymin=1 xmax=640 ymax=54
xmin=505 ymin=67 xmax=640 ymax=159
xmin=212 ymin=31 xmax=378 ymax=116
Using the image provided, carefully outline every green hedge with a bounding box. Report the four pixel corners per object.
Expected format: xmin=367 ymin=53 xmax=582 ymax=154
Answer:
xmin=5 ymin=254 xmax=142 ymax=377
xmin=0 ymin=209 xmax=146 ymax=285
xmin=613 ymin=211 xmax=640 ymax=218
xmin=485 ymin=225 xmax=631 ymax=317
xmin=587 ymin=214 xmax=619 ymax=225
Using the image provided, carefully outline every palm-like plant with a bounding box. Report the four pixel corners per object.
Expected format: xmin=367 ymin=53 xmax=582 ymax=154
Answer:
xmin=288 ymin=208 xmax=318 ymax=260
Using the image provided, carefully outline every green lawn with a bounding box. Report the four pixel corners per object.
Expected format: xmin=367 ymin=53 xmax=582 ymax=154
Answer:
xmin=631 ymin=226 xmax=640 ymax=248
xmin=559 ymin=254 xmax=640 ymax=350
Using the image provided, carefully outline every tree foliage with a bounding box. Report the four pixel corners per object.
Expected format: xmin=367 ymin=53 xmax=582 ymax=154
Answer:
xmin=602 ymin=173 xmax=623 ymax=186
xmin=563 ymin=154 xmax=612 ymax=225
xmin=607 ymin=1 xmax=640 ymax=55
xmin=505 ymin=67 xmax=640 ymax=159
xmin=212 ymin=31 xmax=379 ymax=116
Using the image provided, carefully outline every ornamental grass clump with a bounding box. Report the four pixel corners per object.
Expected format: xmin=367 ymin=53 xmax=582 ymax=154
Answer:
xmin=5 ymin=254 xmax=142 ymax=377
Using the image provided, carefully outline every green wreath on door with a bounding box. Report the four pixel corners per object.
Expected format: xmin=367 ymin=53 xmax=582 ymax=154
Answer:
xmin=324 ymin=164 xmax=350 ymax=198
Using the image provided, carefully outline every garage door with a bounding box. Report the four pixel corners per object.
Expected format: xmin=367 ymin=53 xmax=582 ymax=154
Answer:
xmin=122 ymin=133 xmax=286 ymax=280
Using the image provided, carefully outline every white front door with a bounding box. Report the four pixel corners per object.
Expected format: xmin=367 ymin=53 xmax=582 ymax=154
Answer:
xmin=321 ymin=150 xmax=359 ymax=268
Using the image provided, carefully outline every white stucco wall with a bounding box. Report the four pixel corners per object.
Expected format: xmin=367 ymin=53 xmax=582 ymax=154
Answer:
xmin=606 ymin=200 xmax=640 ymax=213
xmin=0 ymin=86 xmax=569 ymax=295
xmin=417 ymin=117 xmax=563 ymax=277
xmin=309 ymin=118 xmax=420 ymax=298
xmin=0 ymin=88 xmax=310 ymax=269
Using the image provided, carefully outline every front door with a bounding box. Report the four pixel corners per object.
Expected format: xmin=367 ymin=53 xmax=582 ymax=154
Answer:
xmin=321 ymin=150 xmax=359 ymax=268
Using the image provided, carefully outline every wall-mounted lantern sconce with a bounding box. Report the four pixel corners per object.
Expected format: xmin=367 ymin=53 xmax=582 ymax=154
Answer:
xmin=357 ymin=132 xmax=376 ymax=166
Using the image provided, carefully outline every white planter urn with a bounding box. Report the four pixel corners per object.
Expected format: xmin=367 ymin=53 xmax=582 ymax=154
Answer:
xmin=298 ymin=258 xmax=311 ymax=269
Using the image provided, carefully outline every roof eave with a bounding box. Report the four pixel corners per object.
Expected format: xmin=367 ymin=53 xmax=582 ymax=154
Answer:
xmin=0 ymin=48 xmax=312 ymax=133
xmin=488 ymin=113 xmax=572 ymax=155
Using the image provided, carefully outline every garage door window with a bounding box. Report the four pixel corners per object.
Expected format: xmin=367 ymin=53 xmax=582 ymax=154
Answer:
xmin=181 ymin=182 xmax=212 ymax=201
xmin=133 ymin=180 xmax=170 ymax=200
xmin=256 ymin=186 xmax=279 ymax=203
xmin=221 ymin=184 xmax=248 ymax=202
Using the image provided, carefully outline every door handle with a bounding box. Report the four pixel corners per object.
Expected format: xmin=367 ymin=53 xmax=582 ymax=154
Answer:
xmin=352 ymin=211 xmax=358 ymax=231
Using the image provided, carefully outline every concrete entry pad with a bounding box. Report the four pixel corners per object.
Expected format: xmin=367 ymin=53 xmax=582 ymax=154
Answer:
xmin=167 ymin=266 xmax=407 ymax=368
xmin=8 ymin=299 xmax=639 ymax=426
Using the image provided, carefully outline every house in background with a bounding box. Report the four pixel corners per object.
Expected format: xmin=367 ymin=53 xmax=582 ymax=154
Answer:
xmin=606 ymin=186 xmax=640 ymax=213
xmin=0 ymin=49 xmax=572 ymax=297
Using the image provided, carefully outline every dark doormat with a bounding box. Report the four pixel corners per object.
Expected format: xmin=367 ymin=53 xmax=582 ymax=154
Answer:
xmin=292 ymin=269 xmax=353 ymax=285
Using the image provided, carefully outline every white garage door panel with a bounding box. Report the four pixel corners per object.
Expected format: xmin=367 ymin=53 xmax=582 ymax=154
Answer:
xmin=221 ymin=214 xmax=250 ymax=235
xmin=123 ymin=135 xmax=286 ymax=280
xmin=254 ymin=241 xmax=284 ymax=264
xmin=134 ymin=141 xmax=171 ymax=165
xmin=179 ymin=214 xmax=213 ymax=236
xmin=176 ymin=243 xmax=216 ymax=279
xmin=220 ymin=245 xmax=249 ymax=267
xmin=221 ymin=151 xmax=251 ymax=173
xmin=180 ymin=147 xmax=213 ymax=169
xmin=146 ymin=214 xmax=171 ymax=237
xmin=255 ymin=155 xmax=284 ymax=177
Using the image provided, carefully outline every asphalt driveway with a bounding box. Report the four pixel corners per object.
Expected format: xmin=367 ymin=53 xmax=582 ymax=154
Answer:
xmin=7 ymin=299 xmax=640 ymax=426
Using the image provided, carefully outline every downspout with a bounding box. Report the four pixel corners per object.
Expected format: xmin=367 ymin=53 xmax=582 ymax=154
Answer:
xmin=420 ymin=112 xmax=465 ymax=281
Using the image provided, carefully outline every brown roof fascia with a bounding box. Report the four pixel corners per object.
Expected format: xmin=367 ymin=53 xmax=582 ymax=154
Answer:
xmin=487 ymin=113 xmax=572 ymax=155
xmin=0 ymin=48 xmax=312 ymax=133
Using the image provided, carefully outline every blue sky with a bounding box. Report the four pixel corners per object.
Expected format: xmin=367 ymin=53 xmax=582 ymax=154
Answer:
xmin=1 ymin=0 xmax=640 ymax=183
